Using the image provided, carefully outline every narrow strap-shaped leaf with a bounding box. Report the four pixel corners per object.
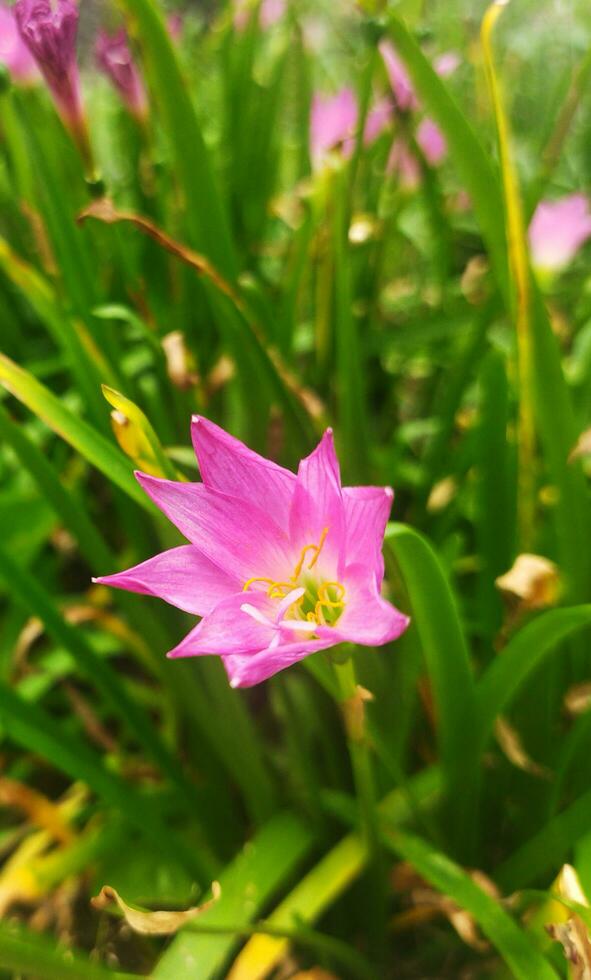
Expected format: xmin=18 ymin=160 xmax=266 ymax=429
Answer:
xmin=0 ymin=353 xmax=149 ymax=510
xmin=0 ymin=542 xmax=218 ymax=875
xmin=384 ymin=829 xmax=559 ymax=980
xmin=226 ymin=768 xmax=440 ymax=980
xmin=120 ymin=0 xmax=237 ymax=279
xmin=476 ymin=606 xmax=591 ymax=751
xmin=0 ymin=683 xmax=209 ymax=881
xmin=153 ymin=812 xmax=316 ymax=980
xmin=385 ymin=13 xmax=508 ymax=295
xmin=0 ymin=919 xmax=136 ymax=980
xmin=384 ymin=523 xmax=479 ymax=852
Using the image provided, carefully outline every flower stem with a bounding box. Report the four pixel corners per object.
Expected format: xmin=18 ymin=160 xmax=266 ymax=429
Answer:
xmin=332 ymin=653 xmax=388 ymax=962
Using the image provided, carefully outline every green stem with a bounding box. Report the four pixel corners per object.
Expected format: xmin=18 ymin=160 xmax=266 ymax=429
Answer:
xmin=332 ymin=653 xmax=387 ymax=964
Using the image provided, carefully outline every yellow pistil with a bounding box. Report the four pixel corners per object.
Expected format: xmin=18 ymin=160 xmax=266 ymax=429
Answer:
xmin=243 ymin=527 xmax=346 ymax=628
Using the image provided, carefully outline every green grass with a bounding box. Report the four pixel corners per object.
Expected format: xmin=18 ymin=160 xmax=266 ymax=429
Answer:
xmin=0 ymin=0 xmax=590 ymax=977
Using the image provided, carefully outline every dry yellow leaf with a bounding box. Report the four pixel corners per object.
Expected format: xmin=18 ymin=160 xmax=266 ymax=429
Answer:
xmin=92 ymin=882 xmax=221 ymax=935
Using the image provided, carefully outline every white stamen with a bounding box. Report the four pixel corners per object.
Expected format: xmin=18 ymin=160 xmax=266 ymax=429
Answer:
xmin=276 ymin=587 xmax=305 ymax=620
xmin=240 ymin=603 xmax=273 ymax=627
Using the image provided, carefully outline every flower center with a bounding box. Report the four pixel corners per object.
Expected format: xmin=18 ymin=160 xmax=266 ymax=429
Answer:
xmin=243 ymin=527 xmax=346 ymax=628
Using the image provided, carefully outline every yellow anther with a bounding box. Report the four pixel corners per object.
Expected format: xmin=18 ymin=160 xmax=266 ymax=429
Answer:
xmin=268 ymin=582 xmax=293 ymax=599
xmin=291 ymin=526 xmax=329 ymax=581
xmin=243 ymin=576 xmax=275 ymax=592
xmin=317 ymin=581 xmax=346 ymax=608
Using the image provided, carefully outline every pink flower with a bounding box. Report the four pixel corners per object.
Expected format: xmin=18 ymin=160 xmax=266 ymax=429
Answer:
xmin=528 ymin=194 xmax=591 ymax=273
xmin=95 ymin=29 xmax=147 ymax=123
xmin=166 ymin=13 xmax=183 ymax=42
xmin=0 ymin=3 xmax=39 ymax=84
xmin=387 ymin=138 xmax=420 ymax=188
xmin=260 ymin=0 xmax=285 ymax=29
xmin=380 ymin=41 xmax=459 ymax=111
xmin=15 ymin=0 xmax=82 ymax=128
xmin=95 ymin=419 xmax=409 ymax=688
xmin=379 ymin=40 xmax=418 ymax=112
xmin=363 ymin=96 xmax=393 ymax=144
xmin=416 ymin=117 xmax=447 ymax=166
xmin=310 ymin=88 xmax=358 ymax=167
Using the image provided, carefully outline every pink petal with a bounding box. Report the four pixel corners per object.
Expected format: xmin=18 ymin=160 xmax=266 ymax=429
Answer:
xmin=329 ymin=564 xmax=410 ymax=647
xmin=434 ymin=51 xmax=460 ymax=78
xmin=222 ymin=635 xmax=336 ymax=687
xmin=167 ymin=591 xmax=274 ymax=659
xmin=191 ymin=416 xmax=295 ymax=532
xmin=379 ymin=40 xmax=418 ymax=112
xmin=528 ymin=193 xmax=591 ymax=272
xmin=342 ymin=485 xmax=393 ymax=587
xmin=289 ymin=429 xmax=346 ymax=575
xmin=93 ymin=546 xmax=240 ymax=616
xmin=417 ymin=117 xmax=447 ymax=166
xmin=310 ymin=88 xmax=358 ymax=166
xmin=136 ymin=472 xmax=291 ymax=584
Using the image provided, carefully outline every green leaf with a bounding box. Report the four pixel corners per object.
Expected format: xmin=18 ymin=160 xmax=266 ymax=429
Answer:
xmin=0 ymin=919 xmax=136 ymax=980
xmin=0 ymin=541 xmax=217 ymax=877
xmin=153 ymin=812 xmax=315 ymax=980
xmin=0 ymin=353 xmax=149 ymax=510
xmin=226 ymin=768 xmax=440 ymax=980
xmin=383 ymin=829 xmax=559 ymax=980
xmin=476 ymin=606 xmax=591 ymax=751
xmin=120 ymin=0 xmax=237 ymax=279
xmin=385 ymin=14 xmax=508 ymax=294
xmin=384 ymin=523 xmax=479 ymax=852
xmin=0 ymin=683 xmax=207 ymax=880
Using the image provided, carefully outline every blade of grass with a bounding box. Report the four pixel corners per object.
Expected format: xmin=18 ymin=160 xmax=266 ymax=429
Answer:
xmin=0 ymin=919 xmax=136 ymax=980
xmin=384 ymin=523 xmax=479 ymax=857
xmin=0 ymin=683 xmax=210 ymax=881
xmin=475 ymin=606 xmax=591 ymax=753
xmin=383 ymin=829 xmax=559 ymax=980
xmin=0 ymin=541 xmax=218 ymax=875
xmin=119 ymin=0 xmax=237 ymax=279
xmin=0 ymin=353 xmax=149 ymax=509
xmin=481 ymin=0 xmax=536 ymax=547
xmin=226 ymin=768 xmax=440 ymax=980
xmin=153 ymin=812 xmax=315 ymax=980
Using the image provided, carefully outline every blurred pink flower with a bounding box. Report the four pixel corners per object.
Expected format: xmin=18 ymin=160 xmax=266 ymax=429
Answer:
xmin=167 ymin=13 xmax=183 ymax=41
xmin=434 ymin=51 xmax=460 ymax=78
xmin=416 ymin=117 xmax=447 ymax=166
xmin=96 ymin=419 xmax=409 ymax=688
xmin=15 ymin=0 xmax=82 ymax=128
xmin=379 ymin=40 xmax=417 ymax=111
xmin=310 ymin=87 xmax=358 ymax=166
xmin=528 ymin=194 xmax=591 ymax=273
xmin=0 ymin=3 xmax=39 ymax=84
xmin=95 ymin=29 xmax=147 ymax=122
xmin=363 ymin=96 xmax=393 ymax=144
xmin=387 ymin=138 xmax=420 ymax=188
xmin=260 ymin=0 xmax=285 ymax=29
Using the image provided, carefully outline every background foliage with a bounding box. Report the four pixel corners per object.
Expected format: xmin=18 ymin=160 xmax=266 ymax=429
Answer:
xmin=1 ymin=0 xmax=591 ymax=976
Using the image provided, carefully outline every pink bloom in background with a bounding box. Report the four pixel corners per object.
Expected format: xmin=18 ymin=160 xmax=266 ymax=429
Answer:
xmin=387 ymin=138 xmax=420 ymax=188
xmin=15 ymin=0 xmax=82 ymax=128
xmin=363 ymin=96 xmax=393 ymax=144
xmin=310 ymin=87 xmax=358 ymax=167
xmin=433 ymin=51 xmax=460 ymax=78
xmin=260 ymin=0 xmax=285 ymax=29
xmin=95 ymin=29 xmax=147 ymax=122
xmin=167 ymin=13 xmax=183 ymax=41
xmin=379 ymin=40 xmax=418 ymax=111
xmin=416 ymin=117 xmax=447 ymax=166
xmin=96 ymin=419 xmax=409 ymax=688
xmin=528 ymin=194 xmax=591 ymax=273
xmin=0 ymin=3 xmax=39 ymax=84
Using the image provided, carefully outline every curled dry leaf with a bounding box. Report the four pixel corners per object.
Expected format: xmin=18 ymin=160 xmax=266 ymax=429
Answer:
xmin=341 ymin=684 xmax=374 ymax=742
xmin=494 ymin=717 xmax=551 ymax=779
xmin=391 ymin=860 xmax=499 ymax=952
xmin=495 ymin=553 xmax=561 ymax=610
xmin=162 ymin=331 xmax=199 ymax=390
xmin=92 ymin=882 xmax=221 ymax=935
xmin=564 ymin=682 xmax=591 ymax=717
xmin=426 ymin=476 xmax=457 ymax=513
xmin=546 ymin=865 xmax=591 ymax=979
